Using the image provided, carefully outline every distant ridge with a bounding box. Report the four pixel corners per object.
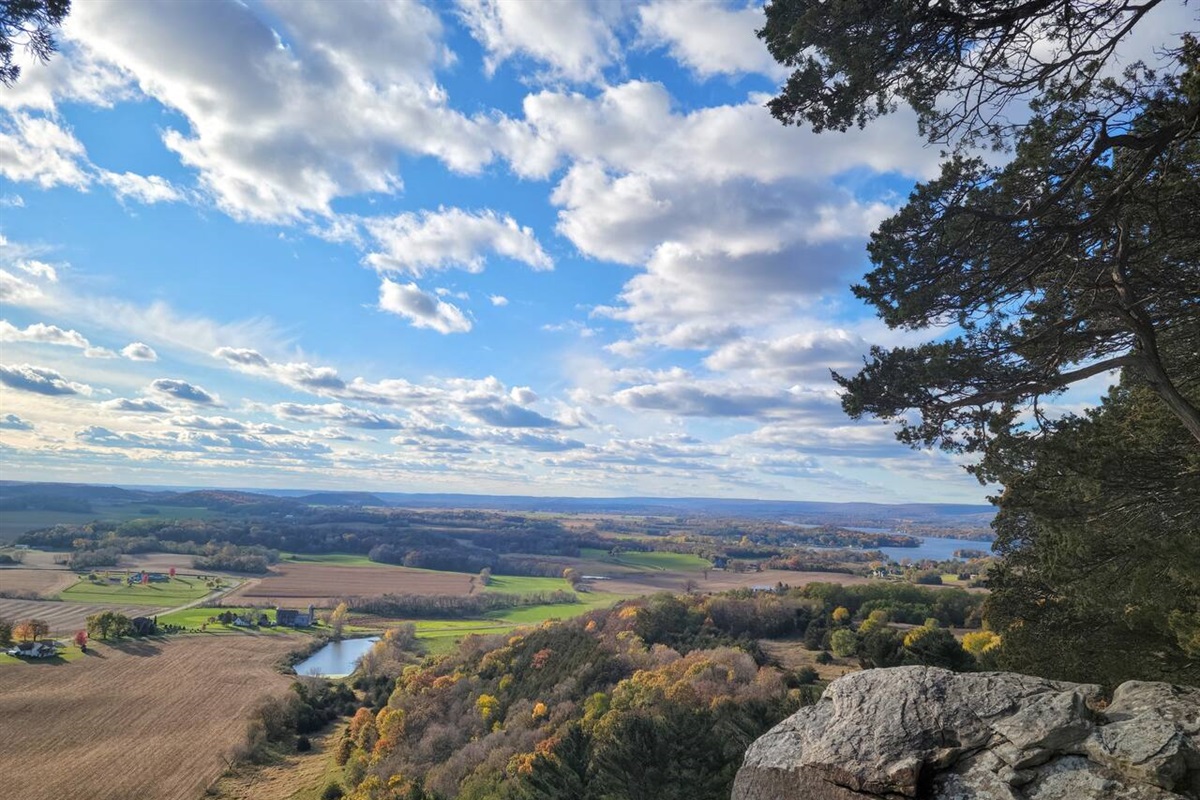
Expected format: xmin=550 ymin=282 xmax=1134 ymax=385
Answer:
xmin=0 ymin=481 xmax=993 ymax=527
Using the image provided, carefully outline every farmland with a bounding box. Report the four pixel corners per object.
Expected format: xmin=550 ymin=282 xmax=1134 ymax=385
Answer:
xmin=0 ymin=635 xmax=302 ymax=800
xmin=0 ymin=598 xmax=172 ymax=636
xmin=223 ymin=561 xmax=474 ymax=607
xmin=0 ymin=567 xmax=77 ymax=597
xmin=58 ymin=575 xmax=217 ymax=605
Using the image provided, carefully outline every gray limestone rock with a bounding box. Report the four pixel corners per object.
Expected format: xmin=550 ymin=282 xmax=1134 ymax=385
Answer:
xmin=733 ymin=666 xmax=1200 ymax=800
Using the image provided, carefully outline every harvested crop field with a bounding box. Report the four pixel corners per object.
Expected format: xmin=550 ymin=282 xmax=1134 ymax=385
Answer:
xmin=223 ymin=562 xmax=473 ymax=607
xmin=0 ymin=635 xmax=302 ymax=800
xmin=0 ymin=567 xmax=77 ymax=597
xmin=0 ymin=598 xmax=171 ymax=635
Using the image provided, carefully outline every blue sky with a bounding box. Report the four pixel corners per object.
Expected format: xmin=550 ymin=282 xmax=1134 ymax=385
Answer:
xmin=8 ymin=0 xmax=1169 ymax=502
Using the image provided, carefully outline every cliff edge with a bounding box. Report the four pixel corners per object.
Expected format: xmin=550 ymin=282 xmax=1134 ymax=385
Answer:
xmin=733 ymin=666 xmax=1199 ymax=800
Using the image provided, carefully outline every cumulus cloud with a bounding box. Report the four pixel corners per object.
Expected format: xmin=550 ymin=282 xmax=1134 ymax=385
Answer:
xmin=0 ymin=413 xmax=34 ymax=430
xmin=378 ymin=279 xmax=472 ymax=334
xmin=638 ymin=0 xmax=785 ymax=79
xmin=489 ymin=294 xmax=509 ymax=306
xmin=0 ymin=320 xmax=88 ymax=348
xmin=457 ymin=0 xmax=622 ymax=83
xmin=212 ymin=346 xmax=346 ymax=391
xmin=149 ymin=378 xmax=219 ymax=405
xmin=60 ymin=0 xmax=495 ymax=221
xmin=121 ymin=342 xmax=158 ymax=361
xmin=0 ymin=114 xmax=91 ymax=189
xmin=272 ymin=402 xmax=405 ymax=430
xmin=100 ymin=397 xmax=170 ymax=413
xmin=509 ymin=80 xmax=935 ymax=182
xmin=75 ymin=424 xmax=330 ymax=456
xmin=469 ymin=403 xmax=561 ymax=428
xmin=0 ymin=270 xmax=44 ymax=305
xmin=704 ymin=329 xmax=871 ymax=382
xmin=171 ymin=415 xmax=292 ymax=436
xmin=362 ymin=207 xmax=552 ymax=276
xmin=0 ymin=363 xmax=92 ymax=396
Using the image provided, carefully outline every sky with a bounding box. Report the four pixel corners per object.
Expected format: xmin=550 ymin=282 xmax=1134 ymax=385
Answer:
xmin=1 ymin=1 xmax=1186 ymax=502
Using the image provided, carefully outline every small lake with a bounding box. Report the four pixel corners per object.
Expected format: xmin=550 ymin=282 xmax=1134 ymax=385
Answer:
xmin=876 ymin=536 xmax=993 ymax=563
xmin=293 ymin=637 xmax=379 ymax=678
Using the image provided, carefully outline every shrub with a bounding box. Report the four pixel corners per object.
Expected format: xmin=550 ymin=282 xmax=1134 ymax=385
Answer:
xmin=321 ymin=782 xmax=345 ymax=800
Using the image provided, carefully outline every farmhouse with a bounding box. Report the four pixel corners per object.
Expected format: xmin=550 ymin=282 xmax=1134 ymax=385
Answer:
xmin=6 ymin=641 xmax=58 ymax=658
xmin=127 ymin=571 xmax=170 ymax=585
xmin=275 ymin=605 xmax=314 ymax=627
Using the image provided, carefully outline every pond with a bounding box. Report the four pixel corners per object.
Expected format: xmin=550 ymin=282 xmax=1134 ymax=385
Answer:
xmin=293 ymin=636 xmax=379 ymax=678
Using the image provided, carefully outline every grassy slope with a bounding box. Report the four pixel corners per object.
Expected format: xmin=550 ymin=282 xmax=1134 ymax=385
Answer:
xmin=58 ymin=576 xmax=215 ymax=606
xmin=480 ymin=574 xmax=572 ymax=593
xmin=580 ymin=548 xmax=710 ymax=572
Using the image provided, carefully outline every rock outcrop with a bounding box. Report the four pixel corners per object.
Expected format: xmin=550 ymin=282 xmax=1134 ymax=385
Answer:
xmin=733 ymin=666 xmax=1200 ymax=800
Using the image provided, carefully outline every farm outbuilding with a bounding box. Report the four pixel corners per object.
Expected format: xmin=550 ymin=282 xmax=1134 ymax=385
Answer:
xmin=275 ymin=606 xmax=313 ymax=627
xmin=6 ymin=641 xmax=58 ymax=658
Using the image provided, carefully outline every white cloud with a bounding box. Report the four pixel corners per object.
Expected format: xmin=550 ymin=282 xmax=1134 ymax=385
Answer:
xmin=456 ymin=0 xmax=623 ymax=83
xmin=61 ymin=0 xmax=498 ymax=222
xmin=0 ymin=413 xmax=35 ymax=431
xmin=378 ymin=279 xmax=473 ymax=334
xmin=0 ymin=114 xmax=91 ymax=189
xmin=121 ymin=342 xmax=158 ymax=361
xmin=100 ymin=397 xmax=170 ymax=413
xmin=148 ymin=378 xmax=220 ymax=406
xmin=0 ymin=320 xmax=89 ymax=349
xmin=212 ymin=346 xmax=346 ymax=391
xmin=0 ymin=363 xmax=93 ymax=396
xmin=638 ymin=1 xmax=784 ymax=79
xmin=0 ymin=319 xmax=117 ymax=358
xmin=489 ymin=294 xmax=509 ymax=306
xmin=272 ymin=402 xmax=404 ymax=430
xmin=99 ymin=171 xmax=183 ymax=204
xmin=508 ymin=80 xmax=936 ymax=182
xmin=705 ymin=329 xmax=871 ymax=382
xmin=362 ymin=207 xmax=552 ymax=276
xmin=17 ymin=260 xmax=57 ymax=282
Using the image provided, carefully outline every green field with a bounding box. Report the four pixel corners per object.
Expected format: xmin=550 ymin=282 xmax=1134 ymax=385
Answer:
xmin=580 ymin=548 xmax=710 ymax=572
xmin=279 ymin=552 xmax=377 ymax=567
xmin=481 ymin=574 xmax=572 ymax=593
xmin=58 ymin=575 xmax=218 ymax=606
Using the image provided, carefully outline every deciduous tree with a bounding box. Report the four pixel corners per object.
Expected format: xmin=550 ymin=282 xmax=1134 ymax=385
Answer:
xmin=13 ymin=618 xmax=49 ymax=641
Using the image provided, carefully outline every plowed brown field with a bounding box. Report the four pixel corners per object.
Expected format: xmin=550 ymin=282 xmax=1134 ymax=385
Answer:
xmin=0 ymin=635 xmax=301 ymax=800
xmin=0 ymin=567 xmax=77 ymax=597
xmin=223 ymin=561 xmax=472 ymax=607
xmin=0 ymin=598 xmax=171 ymax=634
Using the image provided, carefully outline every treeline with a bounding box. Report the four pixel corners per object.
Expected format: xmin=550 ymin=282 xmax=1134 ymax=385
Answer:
xmin=20 ymin=511 xmax=605 ymax=579
xmin=194 ymin=543 xmax=279 ymax=573
xmin=350 ymin=590 xmax=578 ymax=619
xmin=325 ymin=599 xmax=815 ymax=800
xmin=231 ymin=679 xmax=359 ymax=765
